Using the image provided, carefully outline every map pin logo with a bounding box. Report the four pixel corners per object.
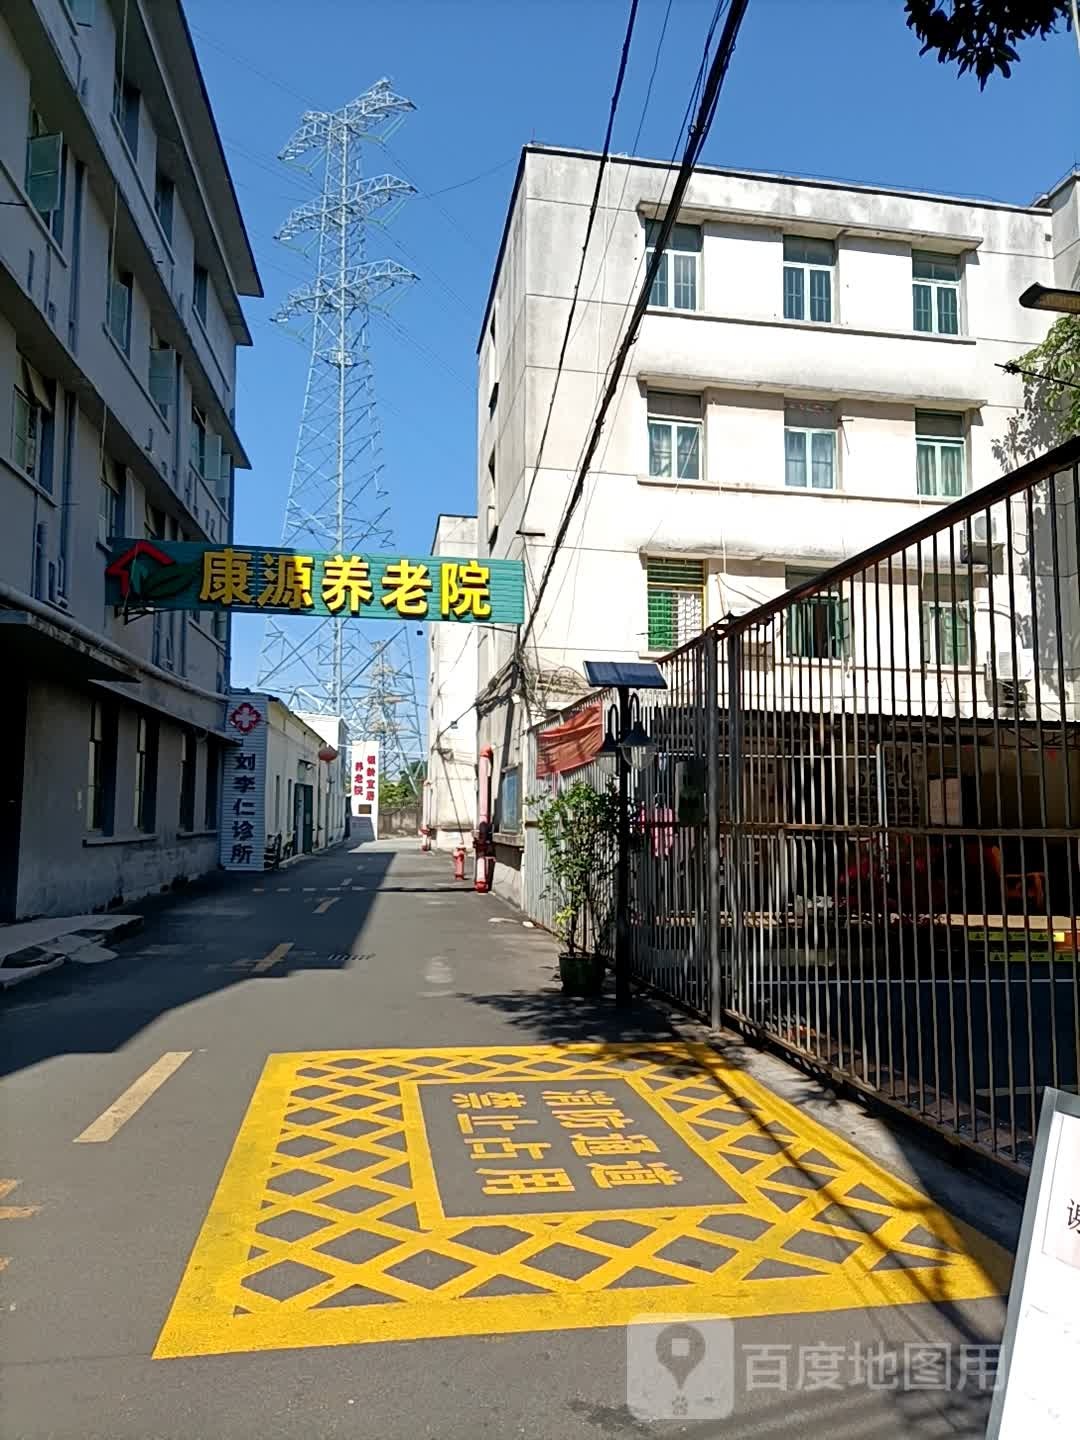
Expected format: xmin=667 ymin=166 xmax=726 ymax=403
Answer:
xmin=655 ymin=1322 xmax=706 ymax=1392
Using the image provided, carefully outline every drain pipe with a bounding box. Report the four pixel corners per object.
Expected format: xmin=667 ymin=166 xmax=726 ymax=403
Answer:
xmin=474 ymin=744 xmax=494 ymax=892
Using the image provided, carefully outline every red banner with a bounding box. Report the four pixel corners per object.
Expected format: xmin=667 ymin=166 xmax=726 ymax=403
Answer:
xmin=536 ymin=704 xmax=603 ymax=778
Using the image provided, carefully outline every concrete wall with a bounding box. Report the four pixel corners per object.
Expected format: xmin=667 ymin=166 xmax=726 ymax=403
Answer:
xmin=0 ymin=1 xmax=259 ymax=916
xmin=475 ymin=146 xmax=1077 ymax=900
xmin=17 ymin=675 xmax=221 ymax=917
xmin=264 ymin=703 xmax=346 ymax=855
xmin=426 ymin=514 xmax=478 ymax=851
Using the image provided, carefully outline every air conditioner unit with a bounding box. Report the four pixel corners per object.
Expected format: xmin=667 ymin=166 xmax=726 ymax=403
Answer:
xmin=959 ymin=512 xmax=1000 ymax=565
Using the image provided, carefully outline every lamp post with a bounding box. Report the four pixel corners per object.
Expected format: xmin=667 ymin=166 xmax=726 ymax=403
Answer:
xmin=585 ymin=661 xmax=666 ymax=1009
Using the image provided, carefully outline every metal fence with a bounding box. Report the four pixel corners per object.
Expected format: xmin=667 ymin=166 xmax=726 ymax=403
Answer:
xmin=528 ymin=436 xmax=1080 ymax=1174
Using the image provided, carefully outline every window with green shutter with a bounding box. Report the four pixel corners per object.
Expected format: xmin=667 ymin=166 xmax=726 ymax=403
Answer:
xmin=785 ymin=567 xmax=850 ymax=659
xmin=647 ymin=557 xmax=705 ymax=651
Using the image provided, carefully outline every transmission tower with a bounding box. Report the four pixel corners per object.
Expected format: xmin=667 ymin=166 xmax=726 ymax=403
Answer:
xmin=257 ymin=78 xmax=424 ymax=781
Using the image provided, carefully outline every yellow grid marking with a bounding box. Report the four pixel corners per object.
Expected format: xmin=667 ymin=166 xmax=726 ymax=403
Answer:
xmin=154 ymin=1044 xmax=1011 ymax=1359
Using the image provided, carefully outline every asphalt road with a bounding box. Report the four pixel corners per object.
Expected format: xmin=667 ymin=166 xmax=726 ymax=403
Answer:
xmin=0 ymin=841 xmax=1017 ymax=1439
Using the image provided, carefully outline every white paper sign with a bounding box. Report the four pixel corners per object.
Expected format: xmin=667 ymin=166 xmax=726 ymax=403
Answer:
xmin=991 ymin=1100 xmax=1080 ymax=1439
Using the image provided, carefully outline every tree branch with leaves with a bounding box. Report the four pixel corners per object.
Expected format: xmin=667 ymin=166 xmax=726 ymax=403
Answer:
xmin=905 ymin=0 xmax=1075 ymax=86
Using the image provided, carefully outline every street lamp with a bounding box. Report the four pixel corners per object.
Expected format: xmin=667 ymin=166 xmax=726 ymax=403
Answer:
xmin=583 ymin=660 xmax=668 ymax=1008
xmin=1019 ymin=282 xmax=1080 ymax=316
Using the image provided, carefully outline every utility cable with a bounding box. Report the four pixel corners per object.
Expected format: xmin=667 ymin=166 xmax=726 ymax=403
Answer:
xmin=519 ymin=0 xmax=750 ymax=656
xmin=516 ymin=0 xmax=641 ymax=536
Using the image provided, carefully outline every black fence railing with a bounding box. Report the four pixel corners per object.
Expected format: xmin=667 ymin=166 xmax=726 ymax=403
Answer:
xmin=530 ymin=436 xmax=1080 ymax=1174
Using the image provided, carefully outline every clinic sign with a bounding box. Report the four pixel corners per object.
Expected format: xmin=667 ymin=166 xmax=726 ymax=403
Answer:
xmin=220 ymin=693 xmax=268 ymax=872
xmin=105 ymin=541 xmax=525 ymax=624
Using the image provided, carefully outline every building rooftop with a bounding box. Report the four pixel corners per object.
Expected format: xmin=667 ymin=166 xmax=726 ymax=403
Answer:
xmin=478 ymin=142 xmax=1057 ymax=350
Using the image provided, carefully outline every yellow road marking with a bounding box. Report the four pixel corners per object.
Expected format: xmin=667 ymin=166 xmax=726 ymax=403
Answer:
xmin=1 ymin=1179 xmax=40 ymax=1272
xmin=313 ymin=897 xmax=339 ymax=914
xmin=0 ymin=1179 xmax=39 ymax=1220
xmin=253 ymin=943 xmax=293 ymax=975
xmin=74 ymin=1052 xmax=192 ymax=1143
xmin=155 ymin=1044 xmax=1010 ymax=1360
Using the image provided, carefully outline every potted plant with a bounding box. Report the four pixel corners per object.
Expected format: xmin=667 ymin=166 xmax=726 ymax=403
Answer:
xmin=532 ymin=779 xmax=619 ymax=996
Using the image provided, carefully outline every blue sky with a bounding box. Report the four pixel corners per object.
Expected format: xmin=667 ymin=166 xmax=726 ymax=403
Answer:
xmin=183 ymin=0 xmax=1080 ymax=688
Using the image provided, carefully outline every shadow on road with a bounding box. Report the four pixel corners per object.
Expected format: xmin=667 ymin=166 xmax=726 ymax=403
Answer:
xmin=0 ymin=847 xmax=394 ymax=1081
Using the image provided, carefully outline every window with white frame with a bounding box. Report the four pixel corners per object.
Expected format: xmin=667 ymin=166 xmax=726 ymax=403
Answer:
xmin=645 ymin=221 xmax=701 ymax=311
xmin=921 ymin=576 xmax=971 ymax=668
xmin=193 ymin=263 xmax=209 ymax=323
xmin=915 ymin=411 xmax=965 ymax=497
xmin=98 ymin=464 xmax=122 ymax=546
xmin=12 ymin=356 xmax=51 ymax=482
xmin=784 ymin=404 xmax=837 ymax=489
xmin=26 ymin=104 xmax=65 ymax=244
xmin=647 ymin=391 xmax=702 ymax=481
xmin=783 ymin=235 xmax=834 ymax=323
xmin=106 ymin=265 xmax=132 ymax=352
xmin=149 ymin=331 xmax=172 ymax=417
xmin=912 ymin=251 xmax=960 ymax=335
xmin=190 ymin=403 xmax=207 ymax=477
xmin=647 ymin=557 xmax=705 ymax=651
xmin=154 ymin=171 xmax=174 ymax=244
xmin=63 ymin=0 xmax=95 ymax=23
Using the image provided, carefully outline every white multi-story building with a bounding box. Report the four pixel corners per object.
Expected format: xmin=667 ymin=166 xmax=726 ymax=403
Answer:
xmin=424 ymin=514 xmax=479 ymax=851
xmin=0 ymin=0 xmax=261 ymax=918
xmin=475 ymin=145 xmax=1079 ymax=901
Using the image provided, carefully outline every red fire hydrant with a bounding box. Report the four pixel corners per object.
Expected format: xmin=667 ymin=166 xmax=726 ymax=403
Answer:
xmin=452 ymin=845 xmax=466 ymax=881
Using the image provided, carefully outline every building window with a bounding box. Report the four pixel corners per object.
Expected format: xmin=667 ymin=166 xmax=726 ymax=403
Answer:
xmin=190 ymin=404 xmax=206 ymax=476
xmin=915 ymin=411 xmax=965 ymax=497
xmin=12 ymin=356 xmax=53 ymax=485
xmin=26 ymin=105 xmax=65 ymax=243
xmin=63 ymin=0 xmax=95 ymax=21
xmin=193 ymin=263 xmax=208 ymax=323
xmin=645 ymin=221 xmax=701 ymax=311
xmin=922 ymin=582 xmax=971 ymax=668
xmin=783 ymin=235 xmax=834 ymax=323
xmin=154 ymin=172 xmax=174 ymax=244
xmin=784 ymin=405 xmax=836 ymax=489
xmin=647 ymin=392 xmax=702 ymax=481
xmin=98 ymin=465 xmax=123 ymax=546
xmin=274 ymin=774 xmax=281 ymax=831
xmin=134 ymin=714 xmax=158 ymax=832
xmin=912 ymin=251 xmax=960 ymax=335
xmin=113 ymin=72 xmax=139 ymax=159
xmin=149 ymin=333 xmax=172 ymax=417
xmin=205 ymin=742 xmax=220 ymax=829
xmin=87 ymin=700 xmax=116 ymax=833
xmin=179 ymin=730 xmax=197 ymax=831
xmin=647 ymin=557 xmax=705 ymax=651
xmin=498 ymin=767 xmax=521 ymax=833
xmin=107 ymin=266 xmax=132 ymax=353
xmin=785 ymin=567 xmax=849 ymax=660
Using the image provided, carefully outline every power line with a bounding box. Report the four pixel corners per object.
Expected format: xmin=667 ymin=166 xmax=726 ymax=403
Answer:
xmin=519 ymin=0 xmax=750 ymax=655
xmin=517 ymin=0 xmax=641 ymax=534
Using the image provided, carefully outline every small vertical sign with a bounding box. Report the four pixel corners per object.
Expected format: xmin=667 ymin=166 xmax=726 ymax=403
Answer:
xmin=221 ymin=694 xmax=268 ymax=871
xmin=351 ymin=739 xmax=380 ymax=834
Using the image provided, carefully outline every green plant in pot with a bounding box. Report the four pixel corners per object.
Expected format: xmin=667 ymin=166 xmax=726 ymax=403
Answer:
xmin=532 ymin=779 xmax=619 ymax=996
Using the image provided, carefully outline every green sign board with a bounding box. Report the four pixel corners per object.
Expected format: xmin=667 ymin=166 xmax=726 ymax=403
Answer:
xmin=105 ymin=541 xmax=525 ymax=624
